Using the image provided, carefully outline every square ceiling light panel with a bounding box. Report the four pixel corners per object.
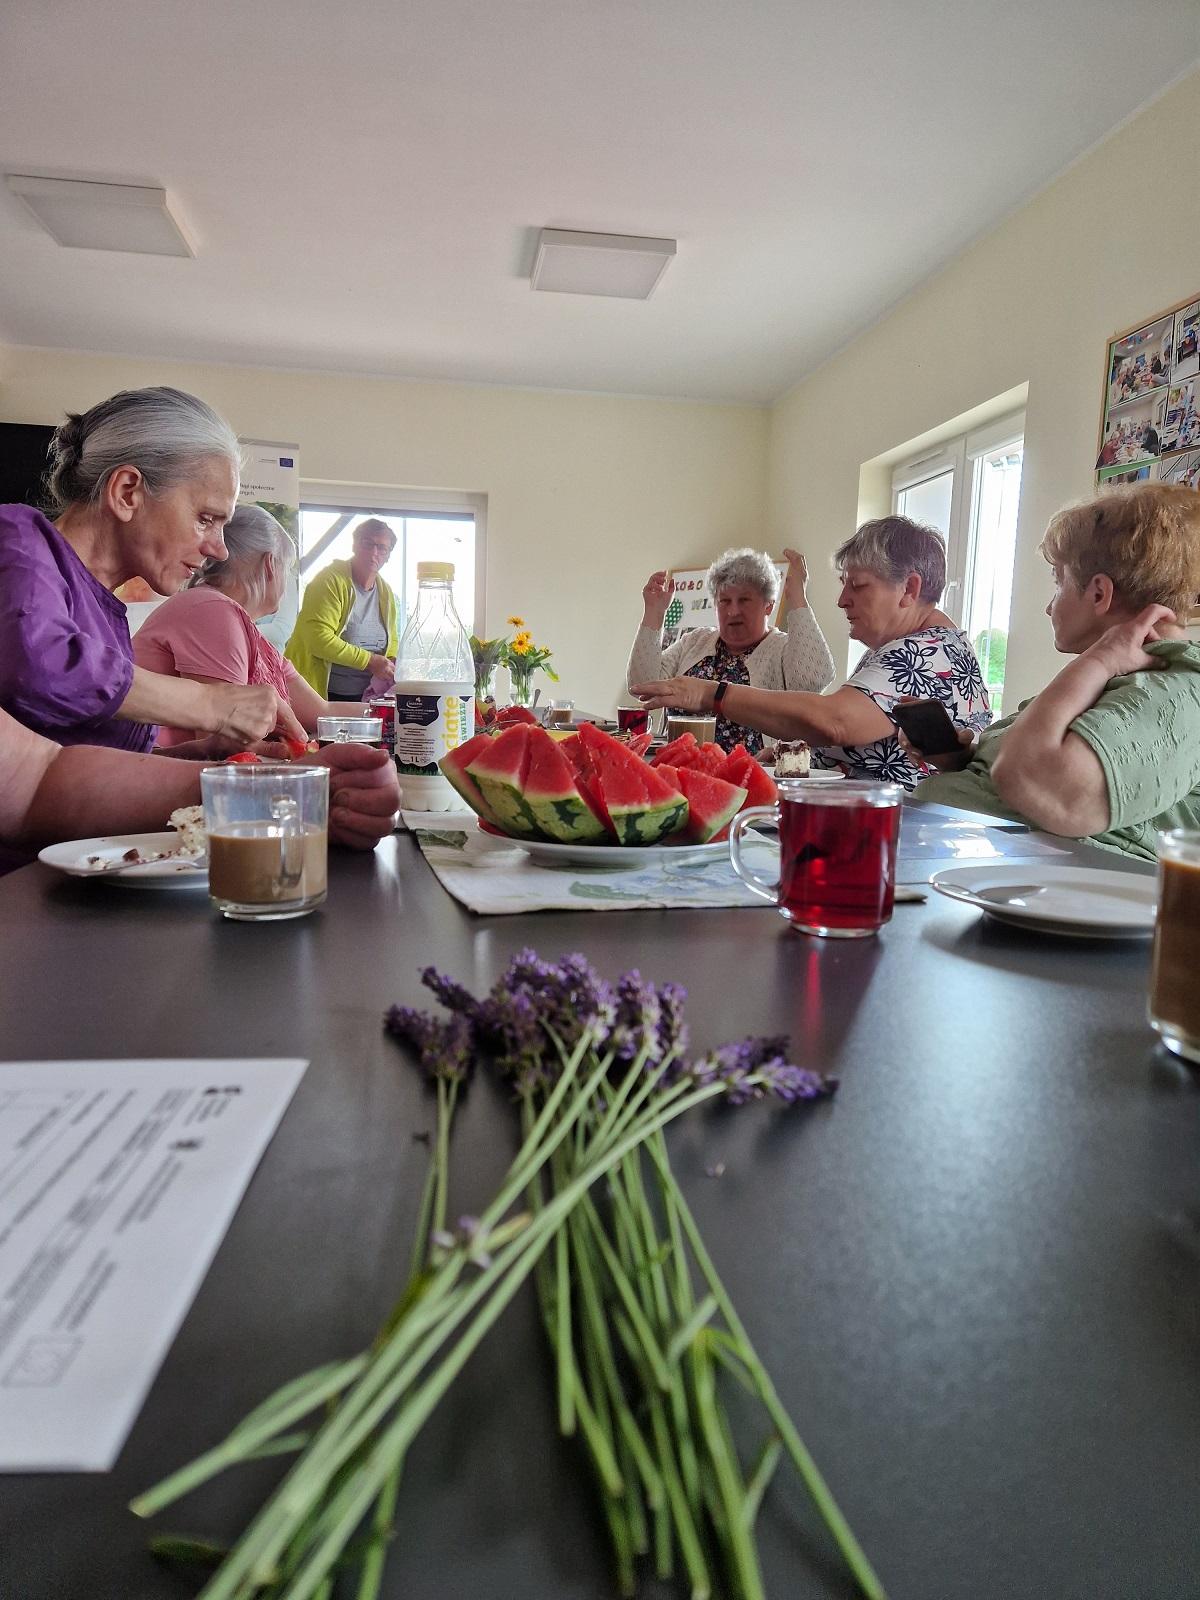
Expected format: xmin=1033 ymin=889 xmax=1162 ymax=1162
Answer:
xmin=5 ymin=176 xmax=195 ymax=257
xmin=531 ymin=229 xmax=676 ymax=299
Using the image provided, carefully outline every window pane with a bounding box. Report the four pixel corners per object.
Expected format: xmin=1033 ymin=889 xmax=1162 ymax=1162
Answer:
xmin=965 ymin=445 xmax=1023 ymax=704
xmin=299 ymin=509 xmax=476 ymax=637
xmin=896 ymin=469 xmax=953 ymax=537
xmin=404 ymin=517 xmax=475 ymax=635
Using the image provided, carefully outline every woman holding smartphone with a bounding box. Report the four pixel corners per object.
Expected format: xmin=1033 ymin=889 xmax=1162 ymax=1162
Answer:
xmin=907 ymin=483 xmax=1200 ymax=861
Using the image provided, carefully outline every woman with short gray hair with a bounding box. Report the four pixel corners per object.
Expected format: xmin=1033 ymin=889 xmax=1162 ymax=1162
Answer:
xmin=635 ymin=515 xmax=991 ymax=787
xmin=135 ymin=505 xmax=373 ymax=745
xmin=627 ymin=545 xmax=835 ymax=755
xmin=0 ymin=386 xmax=305 ymax=754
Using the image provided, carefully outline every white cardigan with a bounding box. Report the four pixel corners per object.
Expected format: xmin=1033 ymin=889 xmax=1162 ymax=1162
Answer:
xmin=626 ymin=608 xmax=836 ymax=697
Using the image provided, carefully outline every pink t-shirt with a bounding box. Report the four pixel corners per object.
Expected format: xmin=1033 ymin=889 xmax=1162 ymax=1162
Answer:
xmin=133 ymin=587 xmax=299 ymax=746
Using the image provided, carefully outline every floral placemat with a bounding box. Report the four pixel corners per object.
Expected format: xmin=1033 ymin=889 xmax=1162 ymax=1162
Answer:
xmin=401 ymin=810 xmax=1072 ymax=916
xmin=405 ymin=813 xmax=772 ymax=915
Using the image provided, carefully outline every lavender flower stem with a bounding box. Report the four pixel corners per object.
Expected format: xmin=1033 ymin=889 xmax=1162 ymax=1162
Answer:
xmin=688 ymin=1332 xmax=765 ymax=1600
xmin=129 ymin=1357 xmax=368 ymax=1520
xmin=165 ymin=1079 xmax=730 ymax=1600
xmin=271 ymin=1083 xmax=736 ymax=1595
xmin=646 ymin=1143 xmax=888 ymax=1600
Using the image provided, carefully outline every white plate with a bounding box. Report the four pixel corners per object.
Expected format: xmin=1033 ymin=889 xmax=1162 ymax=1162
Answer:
xmin=775 ymin=769 xmax=846 ymax=783
xmin=504 ymin=832 xmax=727 ymax=870
xmin=38 ymin=832 xmax=208 ymax=890
xmin=930 ymin=864 xmax=1156 ymax=938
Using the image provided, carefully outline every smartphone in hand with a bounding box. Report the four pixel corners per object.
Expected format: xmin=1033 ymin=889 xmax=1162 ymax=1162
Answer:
xmin=891 ymin=698 xmax=963 ymax=757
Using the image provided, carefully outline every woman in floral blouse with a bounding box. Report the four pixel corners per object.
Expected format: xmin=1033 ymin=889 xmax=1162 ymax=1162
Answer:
xmin=634 ymin=516 xmax=991 ymax=787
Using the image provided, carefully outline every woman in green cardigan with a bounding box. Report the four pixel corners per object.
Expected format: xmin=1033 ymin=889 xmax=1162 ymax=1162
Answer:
xmin=286 ymin=519 xmax=401 ymax=698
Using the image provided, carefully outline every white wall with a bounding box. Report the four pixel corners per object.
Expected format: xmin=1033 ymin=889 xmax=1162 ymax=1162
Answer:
xmin=769 ymin=69 xmax=1200 ymax=711
xmin=0 ymin=351 xmax=768 ymax=714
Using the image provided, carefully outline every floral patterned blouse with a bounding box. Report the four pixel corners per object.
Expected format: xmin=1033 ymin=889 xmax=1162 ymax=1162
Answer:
xmin=811 ymin=625 xmax=992 ymax=788
xmin=682 ymin=637 xmax=767 ymax=755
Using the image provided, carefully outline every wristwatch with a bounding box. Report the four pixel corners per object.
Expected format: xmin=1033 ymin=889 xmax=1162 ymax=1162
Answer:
xmin=711 ymin=680 xmax=730 ymax=714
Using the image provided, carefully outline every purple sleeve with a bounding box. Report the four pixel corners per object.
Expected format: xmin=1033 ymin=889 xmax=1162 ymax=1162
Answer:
xmin=0 ymin=539 xmax=134 ymax=733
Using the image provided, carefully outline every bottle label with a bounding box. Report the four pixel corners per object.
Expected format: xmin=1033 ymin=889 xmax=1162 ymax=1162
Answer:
xmin=393 ymin=689 xmax=473 ymax=775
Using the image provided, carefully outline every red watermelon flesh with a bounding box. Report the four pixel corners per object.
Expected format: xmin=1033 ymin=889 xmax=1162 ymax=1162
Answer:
xmin=466 ymin=724 xmax=541 ymax=837
xmin=723 ymin=754 xmax=778 ymax=809
xmin=578 ymin=723 xmax=686 ymax=845
xmin=439 ymin=733 xmax=504 ymax=826
xmin=521 ymin=728 xmax=607 ymax=842
xmin=558 ymin=732 xmax=613 ymax=835
xmin=493 ymin=704 xmax=539 ymax=728
xmin=722 ymin=743 xmax=751 ymax=769
xmin=685 ymin=742 xmax=728 ymax=778
xmin=650 ymin=732 xmax=698 ymax=769
xmin=666 ymin=766 xmax=748 ymax=844
xmin=626 ymin=732 xmax=654 ymax=759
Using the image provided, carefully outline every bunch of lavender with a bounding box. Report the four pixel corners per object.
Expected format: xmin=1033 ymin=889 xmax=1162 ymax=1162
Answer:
xmin=129 ymin=952 xmax=884 ymax=1600
xmin=393 ymin=951 xmax=879 ymax=1600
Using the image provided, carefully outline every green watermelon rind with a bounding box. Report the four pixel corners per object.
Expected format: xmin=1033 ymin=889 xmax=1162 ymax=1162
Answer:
xmin=530 ymin=792 xmax=608 ymax=843
xmin=439 ymin=734 xmax=504 ymax=826
xmin=467 ymin=727 xmax=543 ymax=839
xmin=608 ymin=795 xmax=688 ymax=846
xmin=474 ymin=777 xmax=543 ymax=838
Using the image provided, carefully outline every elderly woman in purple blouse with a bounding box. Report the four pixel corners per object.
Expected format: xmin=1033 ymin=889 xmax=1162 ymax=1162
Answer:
xmin=0 ymin=387 xmax=305 ymax=755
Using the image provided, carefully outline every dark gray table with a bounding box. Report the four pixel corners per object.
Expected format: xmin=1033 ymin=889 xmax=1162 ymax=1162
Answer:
xmin=1 ymin=831 xmax=1196 ymax=1600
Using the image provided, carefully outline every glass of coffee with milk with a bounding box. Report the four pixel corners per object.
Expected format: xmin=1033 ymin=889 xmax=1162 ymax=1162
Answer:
xmin=200 ymin=765 xmax=329 ymax=922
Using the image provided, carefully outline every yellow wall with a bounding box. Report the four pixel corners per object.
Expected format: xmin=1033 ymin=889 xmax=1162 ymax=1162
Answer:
xmin=0 ymin=350 xmax=768 ymax=714
xmin=769 ymin=68 xmax=1200 ymax=709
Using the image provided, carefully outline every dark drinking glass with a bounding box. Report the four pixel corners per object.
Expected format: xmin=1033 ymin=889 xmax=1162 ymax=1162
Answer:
xmin=617 ymin=706 xmax=650 ymax=736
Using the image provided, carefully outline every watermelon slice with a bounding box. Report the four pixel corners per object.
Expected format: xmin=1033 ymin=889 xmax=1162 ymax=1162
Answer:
xmin=659 ymin=765 xmax=747 ymax=844
xmin=650 ymin=732 xmax=698 ymax=769
xmin=722 ymin=753 xmax=778 ymax=809
xmin=684 ymin=742 xmax=728 ymax=778
xmin=521 ymin=729 xmax=607 ymax=842
xmin=556 ymin=734 xmax=612 ymax=834
xmin=466 ymin=725 xmax=541 ymax=837
xmin=439 ymin=732 xmax=504 ymax=826
xmin=493 ymin=705 xmax=540 ymax=728
xmin=625 ymin=731 xmax=654 ymax=759
xmin=578 ymin=723 xmax=686 ymax=845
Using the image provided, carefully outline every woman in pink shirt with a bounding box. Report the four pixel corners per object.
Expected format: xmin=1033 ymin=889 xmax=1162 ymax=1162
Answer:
xmin=135 ymin=506 xmax=369 ymax=745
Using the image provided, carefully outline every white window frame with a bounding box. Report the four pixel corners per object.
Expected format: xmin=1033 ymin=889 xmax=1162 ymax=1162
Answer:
xmin=890 ymin=408 xmax=1024 ymax=626
xmin=299 ymin=482 xmax=487 ymax=637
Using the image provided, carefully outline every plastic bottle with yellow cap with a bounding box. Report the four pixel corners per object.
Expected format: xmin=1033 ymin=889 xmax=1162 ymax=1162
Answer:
xmin=392 ymin=561 xmax=475 ymax=810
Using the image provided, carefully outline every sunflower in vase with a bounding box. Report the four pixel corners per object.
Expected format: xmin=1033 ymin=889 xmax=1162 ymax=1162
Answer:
xmin=499 ymin=616 xmax=558 ymax=708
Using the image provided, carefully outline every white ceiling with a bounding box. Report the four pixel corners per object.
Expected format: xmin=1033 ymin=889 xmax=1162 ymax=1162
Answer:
xmin=1 ymin=0 xmax=1197 ymax=403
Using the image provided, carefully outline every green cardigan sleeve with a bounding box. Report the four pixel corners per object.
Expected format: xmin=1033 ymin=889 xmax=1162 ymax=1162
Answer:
xmin=293 ymin=567 xmax=368 ymax=662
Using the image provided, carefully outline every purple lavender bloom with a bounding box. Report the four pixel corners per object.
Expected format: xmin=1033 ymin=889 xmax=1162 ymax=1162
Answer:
xmin=384 ymin=1006 xmax=475 ymax=1085
xmin=609 ymin=970 xmax=663 ymax=1063
xmin=655 ymin=981 xmax=689 ymax=1062
xmin=755 ymin=1058 xmax=837 ymax=1104
xmin=476 ymin=988 xmax=549 ymax=1092
xmin=686 ymin=1034 xmax=833 ymax=1106
xmin=420 ymin=966 xmax=481 ymax=1020
xmin=495 ymin=949 xmax=616 ymax=1055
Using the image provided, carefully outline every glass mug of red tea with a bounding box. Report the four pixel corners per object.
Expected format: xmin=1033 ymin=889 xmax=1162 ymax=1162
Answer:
xmin=617 ymin=705 xmax=651 ymax=736
xmin=728 ymin=780 xmax=903 ymax=937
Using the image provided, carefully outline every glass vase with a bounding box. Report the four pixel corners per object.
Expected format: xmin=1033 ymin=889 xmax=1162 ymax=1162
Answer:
xmin=474 ymin=666 xmax=496 ymax=702
xmin=509 ymin=667 xmax=534 ymax=707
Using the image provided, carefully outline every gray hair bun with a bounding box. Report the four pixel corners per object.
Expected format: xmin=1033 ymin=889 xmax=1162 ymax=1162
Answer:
xmin=43 ymin=386 xmax=241 ymax=516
